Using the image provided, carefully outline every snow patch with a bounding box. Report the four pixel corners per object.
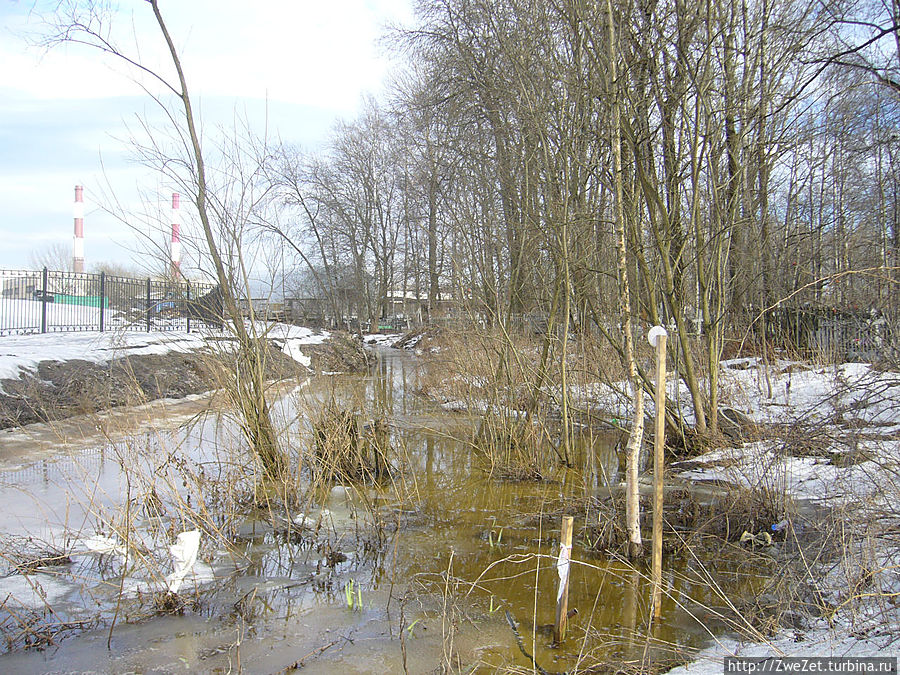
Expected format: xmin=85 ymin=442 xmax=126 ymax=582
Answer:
xmin=0 ymin=322 xmax=331 ymax=392
xmin=281 ymin=339 xmax=312 ymax=369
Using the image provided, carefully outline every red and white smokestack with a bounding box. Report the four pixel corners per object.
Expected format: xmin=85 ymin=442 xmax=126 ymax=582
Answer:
xmin=170 ymin=192 xmax=181 ymax=275
xmin=73 ymin=185 xmax=85 ymax=273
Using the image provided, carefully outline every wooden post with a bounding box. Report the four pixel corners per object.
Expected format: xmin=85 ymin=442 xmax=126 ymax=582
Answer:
xmin=554 ymin=515 xmax=574 ymax=643
xmin=648 ymin=326 xmax=667 ymax=618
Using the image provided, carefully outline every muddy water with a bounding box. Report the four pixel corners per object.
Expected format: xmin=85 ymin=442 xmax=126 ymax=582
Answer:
xmin=0 ymin=350 xmax=758 ymax=673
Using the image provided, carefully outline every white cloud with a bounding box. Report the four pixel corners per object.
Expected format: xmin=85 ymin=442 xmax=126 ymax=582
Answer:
xmin=1 ymin=1 xmax=413 ymax=109
xmin=0 ymin=0 xmax=414 ymax=270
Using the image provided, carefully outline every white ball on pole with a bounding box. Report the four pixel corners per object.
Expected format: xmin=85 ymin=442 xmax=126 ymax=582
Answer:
xmin=648 ymin=325 xmax=668 ymax=348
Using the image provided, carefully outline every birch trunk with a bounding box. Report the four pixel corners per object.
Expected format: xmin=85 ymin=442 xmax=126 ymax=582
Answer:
xmin=606 ymin=0 xmax=643 ymax=558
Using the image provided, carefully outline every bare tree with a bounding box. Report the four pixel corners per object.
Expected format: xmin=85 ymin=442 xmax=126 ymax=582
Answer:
xmin=42 ymin=0 xmax=285 ymax=478
xmin=28 ymin=242 xmax=72 ymax=271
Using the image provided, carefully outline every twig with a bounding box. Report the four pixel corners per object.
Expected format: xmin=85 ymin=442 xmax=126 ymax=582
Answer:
xmin=504 ymin=610 xmax=556 ymax=675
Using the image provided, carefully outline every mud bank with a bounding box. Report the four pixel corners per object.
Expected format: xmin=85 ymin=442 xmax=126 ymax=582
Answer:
xmin=0 ymin=331 xmax=372 ymax=430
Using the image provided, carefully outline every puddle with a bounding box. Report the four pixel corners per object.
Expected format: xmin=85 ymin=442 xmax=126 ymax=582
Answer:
xmin=0 ymin=349 xmax=765 ymax=672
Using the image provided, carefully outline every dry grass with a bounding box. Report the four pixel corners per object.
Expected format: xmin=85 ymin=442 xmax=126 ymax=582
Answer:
xmin=312 ymin=401 xmax=392 ymax=483
xmin=2 ymin=325 xmax=897 ymax=668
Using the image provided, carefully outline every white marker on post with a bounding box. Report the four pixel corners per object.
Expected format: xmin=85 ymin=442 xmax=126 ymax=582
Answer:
xmin=647 ymin=324 xmax=668 ymax=618
xmin=648 ymin=325 xmax=668 ymax=348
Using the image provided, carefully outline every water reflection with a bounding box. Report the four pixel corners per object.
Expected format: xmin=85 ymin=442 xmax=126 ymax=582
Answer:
xmin=0 ymin=348 xmax=759 ymax=673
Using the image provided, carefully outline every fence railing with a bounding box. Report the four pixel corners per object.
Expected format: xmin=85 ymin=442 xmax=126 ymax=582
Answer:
xmin=0 ymin=268 xmax=223 ymax=336
xmin=760 ymin=306 xmax=898 ymax=361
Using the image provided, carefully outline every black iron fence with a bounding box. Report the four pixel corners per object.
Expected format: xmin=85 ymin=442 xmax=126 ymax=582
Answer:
xmin=0 ymin=268 xmax=223 ymax=336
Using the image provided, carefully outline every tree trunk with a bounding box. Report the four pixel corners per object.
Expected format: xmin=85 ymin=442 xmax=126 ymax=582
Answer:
xmin=606 ymin=0 xmax=643 ymax=559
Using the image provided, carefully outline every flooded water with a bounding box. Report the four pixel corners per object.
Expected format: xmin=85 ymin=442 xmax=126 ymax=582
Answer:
xmin=0 ymin=349 xmax=762 ymax=673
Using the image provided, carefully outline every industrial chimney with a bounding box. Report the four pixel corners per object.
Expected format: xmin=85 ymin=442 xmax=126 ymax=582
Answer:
xmin=73 ymin=185 xmax=84 ymax=273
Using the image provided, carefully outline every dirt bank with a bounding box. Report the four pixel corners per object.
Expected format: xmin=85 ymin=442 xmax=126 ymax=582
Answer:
xmin=0 ymin=331 xmax=373 ymax=430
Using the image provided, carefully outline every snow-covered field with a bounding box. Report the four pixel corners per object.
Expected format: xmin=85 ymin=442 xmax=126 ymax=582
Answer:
xmin=0 ymin=298 xmax=103 ymax=334
xmin=576 ymin=358 xmax=900 ymax=429
xmin=0 ymin=298 xmax=212 ymax=336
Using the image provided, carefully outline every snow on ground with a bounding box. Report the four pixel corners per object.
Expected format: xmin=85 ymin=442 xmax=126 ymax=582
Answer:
xmin=0 ymin=330 xmax=208 ymax=382
xmin=676 ymin=439 xmax=900 ymax=506
xmin=667 ymin=567 xmax=900 ymax=672
xmin=0 ymin=298 xmax=218 ymax=336
xmin=718 ymin=359 xmax=900 ymax=427
xmin=249 ymin=322 xmax=328 ymax=345
xmin=280 ymin=340 xmax=313 ymax=369
xmin=661 ymin=358 xmax=900 ymax=667
xmin=571 ymin=356 xmax=900 ymax=664
xmin=575 ymin=358 xmax=900 ymax=432
xmin=255 ymin=323 xmax=329 ymax=369
xmin=0 ymin=323 xmax=330 ymax=386
xmin=667 ymin=626 xmax=897 ymax=675
xmin=672 ymin=360 xmax=900 ymax=504
xmin=362 ymin=332 xmax=402 ymax=347
xmin=0 ymin=298 xmax=103 ymax=334
xmin=2 ymin=330 xmax=898 ymax=662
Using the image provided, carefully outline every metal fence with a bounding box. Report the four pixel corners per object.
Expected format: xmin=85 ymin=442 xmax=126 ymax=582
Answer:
xmin=0 ymin=268 xmax=223 ymax=336
xmin=762 ymin=306 xmax=898 ymax=361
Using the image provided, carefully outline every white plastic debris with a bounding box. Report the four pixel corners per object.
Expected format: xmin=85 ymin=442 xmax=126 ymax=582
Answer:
xmin=292 ymin=508 xmax=331 ymax=529
xmin=556 ymin=542 xmax=571 ymax=602
xmin=81 ymin=534 xmax=129 ymax=559
xmin=165 ymin=530 xmax=201 ymax=594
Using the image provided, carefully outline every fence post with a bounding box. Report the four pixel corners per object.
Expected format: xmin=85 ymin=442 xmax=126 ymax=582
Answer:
xmin=186 ymin=280 xmax=191 ymax=334
xmin=99 ymin=272 xmax=106 ymax=332
xmin=554 ymin=515 xmax=574 ymax=644
xmin=146 ymin=278 xmax=152 ymax=333
xmin=40 ymin=268 xmax=48 ymax=334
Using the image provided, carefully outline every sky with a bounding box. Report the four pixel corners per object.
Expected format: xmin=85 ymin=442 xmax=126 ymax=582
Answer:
xmin=0 ymin=0 xmax=413 ymax=275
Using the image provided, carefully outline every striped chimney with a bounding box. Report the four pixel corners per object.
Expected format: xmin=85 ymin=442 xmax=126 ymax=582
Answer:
xmin=73 ymin=185 xmax=84 ymax=273
xmin=171 ymin=192 xmax=181 ymax=274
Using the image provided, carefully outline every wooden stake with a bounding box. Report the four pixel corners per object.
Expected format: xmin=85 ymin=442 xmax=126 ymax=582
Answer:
xmin=650 ymin=330 xmax=667 ymax=618
xmin=554 ymin=515 xmax=574 ymax=643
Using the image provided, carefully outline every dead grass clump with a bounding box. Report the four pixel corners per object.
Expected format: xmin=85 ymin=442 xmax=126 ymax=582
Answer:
xmin=300 ymin=331 xmax=374 ymax=372
xmin=582 ymin=493 xmax=647 ymax=553
xmin=417 ymin=325 xmax=561 ymax=409
xmin=153 ymin=590 xmax=190 ymax=615
xmin=490 ymin=463 xmax=545 ymax=481
xmin=733 ymin=589 xmax=815 ymax=637
xmin=570 ymin=332 xmax=629 ymax=387
xmin=0 ymin=535 xmax=71 ymax=575
xmin=774 ymin=422 xmax=838 ymax=459
xmin=0 ymin=606 xmax=99 ymax=653
xmin=584 ymin=509 xmax=629 ymax=553
xmin=313 ymin=402 xmax=392 ymax=483
xmin=666 ymin=486 xmax=783 ymax=544
xmin=580 ymin=484 xmax=787 ymax=556
xmin=474 ymin=413 xmax=554 ymax=479
xmin=572 ymin=655 xmax=692 ymax=675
